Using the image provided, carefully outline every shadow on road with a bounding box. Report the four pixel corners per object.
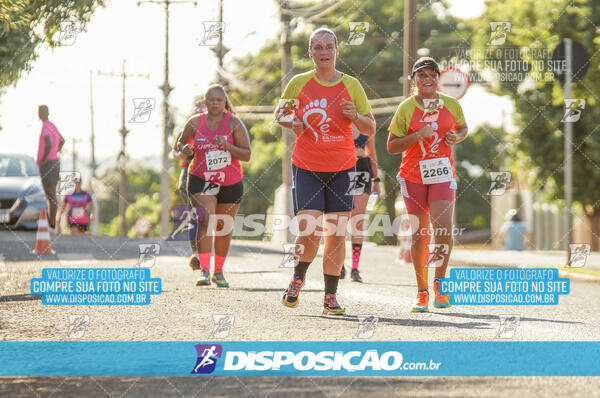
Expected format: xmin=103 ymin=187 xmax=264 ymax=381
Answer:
xmin=0 ymin=294 xmax=41 ymax=303
xmin=298 ymin=314 xmax=491 ymax=330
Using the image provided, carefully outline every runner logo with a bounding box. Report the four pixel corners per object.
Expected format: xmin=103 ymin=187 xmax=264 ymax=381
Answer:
xmin=567 ymin=244 xmax=590 ymax=268
xmin=191 ymin=344 xmax=223 ymax=374
xmin=166 ymin=206 xmax=204 ymax=241
xmin=419 ymin=98 xmax=444 ymax=123
xmin=135 ymin=244 xmax=160 ymax=268
xmin=275 ymin=99 xmax=299 ymax=123
xmin=562 ymin=99 xmax=586 ymax=122
xmin=66 ymin=314 xmax=90 ymax=339
xmin=346 ymin=171 xmax=371 ymax=195
xmin=200 ymin=171 xmax=225 ymax=195
xmin=199 ymin=21 xmax=225 ymax=46
xmin=279 ymin=243 xmax=304 ymax=268
xmin=129 ymin=98 xmax=156 ymax=123
xmin=57 ymin=172 xmax=81 ymax=195
xmin=486 ymin=22 xmax=511 ymax=46
xmin=354 ymin=315 xmax=379 ymax=339
xmin=495 ymin=314 xmax=520 ymax=339
xmin=210 ymin=314 xmax=234 ymax=339
xmin=487 ymin=171 xmax=511 ymax=195
xmin=57 ymin=21 xmax=80 ymax=46
xmin=348 ymin=22 xmax=369 ymax=45
xmin=303 ymin=98 xmax=332 ymax=143
xmin=426 ymin=244 xmax=449 ymax=268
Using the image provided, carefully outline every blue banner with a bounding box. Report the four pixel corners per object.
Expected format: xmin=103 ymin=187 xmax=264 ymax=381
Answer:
xmin=1 ymin=341 xmax=598 ymax=376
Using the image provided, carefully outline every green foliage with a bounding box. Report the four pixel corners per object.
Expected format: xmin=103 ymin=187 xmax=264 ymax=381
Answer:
xmin=470 ymin=0 xmax=600 ymax=211
xmin=0 ymin=0 xmax=105 ymax=87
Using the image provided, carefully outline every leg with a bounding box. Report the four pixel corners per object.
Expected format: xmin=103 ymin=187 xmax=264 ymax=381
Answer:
xmin=429 ymin=200 xmax=454 ymax=279
xmin=322 ymin=212 xmax=351 ymax=276
xmin=349 ymin=193 xmax=369 ymax=282
xmin=211 ymin=202 xmax=240 ymax=287
xmin=44 ymin=185 xmax=58 ymax=228
xmin=190 ymin=193 xmax=217 ymax=270
xmin=411 ymin=213 xmax=431 ymax=290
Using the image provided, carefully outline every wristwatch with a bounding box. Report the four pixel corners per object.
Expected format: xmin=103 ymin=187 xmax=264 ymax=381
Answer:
xmin=372 ymin=177 xmax=380 ymax=182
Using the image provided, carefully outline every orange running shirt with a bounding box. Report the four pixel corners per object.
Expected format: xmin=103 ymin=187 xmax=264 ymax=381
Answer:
xmin=281 ymin=70 xmax=371 ymax=172
xmin=388 ymin=92 xmax=466 ymax=184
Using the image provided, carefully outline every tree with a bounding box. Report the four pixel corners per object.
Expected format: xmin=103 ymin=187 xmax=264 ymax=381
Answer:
xmin=470 ymin=0 xmax=600 ymax=249
xmin=0 ymin=0 xmax=104 ymax=87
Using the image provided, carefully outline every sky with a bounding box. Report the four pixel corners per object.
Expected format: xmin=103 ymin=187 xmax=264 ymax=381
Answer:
xmin=0 ymin=0 xmax=509 ymax=175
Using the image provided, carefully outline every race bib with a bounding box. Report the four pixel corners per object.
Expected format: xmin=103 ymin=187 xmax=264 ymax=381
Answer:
xmin=72 ymin=207 xmax=85 ymax=219
xmin=419 ymin=157 xmax=452 ymax=184
xmin=205 ymin=150 xmax=231 ymax=171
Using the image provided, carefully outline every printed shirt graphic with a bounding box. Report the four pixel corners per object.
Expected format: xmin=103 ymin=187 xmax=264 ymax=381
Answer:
xmin=388 ymin=92 xmax=466 ymax=184
xmin=282 ymin=70 xmax=371 ymax=172
xmin=65 ymin=191 xmax=92 ymax=224
xmin=188 ymin=113 xmax=243 ymax=186
xmin=37 ymin=120 xmax=63 ymax=165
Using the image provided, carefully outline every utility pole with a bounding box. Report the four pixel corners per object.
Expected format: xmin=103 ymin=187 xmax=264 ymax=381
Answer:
xmin=564 ymin=38 xmax=573 ymax=259
xmin=402 ymin=0 xmax=418 ymax=98
xmin=137 ymin=0 xmax=197 ymax=238
xmin=97 ymin=60 xmax=149 ymax=236
xmin=271 ymin=0 xmax=294 ymax=244
xmin=89 ymin=71 xmax=97 ymax=179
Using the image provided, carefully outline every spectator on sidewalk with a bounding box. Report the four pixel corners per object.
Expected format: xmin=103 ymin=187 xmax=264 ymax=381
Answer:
xmin=499 ymin=209 xmax=530 ymax=250
xmin=36 ymin=105 xmax=65 ymax=230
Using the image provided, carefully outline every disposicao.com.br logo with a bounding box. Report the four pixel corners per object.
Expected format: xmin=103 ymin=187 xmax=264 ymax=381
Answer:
xmin=190 ymin=344 xmax=442 ymax=375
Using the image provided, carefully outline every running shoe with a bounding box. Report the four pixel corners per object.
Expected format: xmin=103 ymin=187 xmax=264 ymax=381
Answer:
xmin=189 ymin=255 xmax=200 ymax=271
xmin=433 ymin=279 xmax=451 ymax=308
xmin=211 ymin=272 xmax=230 ymax=288
xmin=323 ymin=293 xmax=346 ymax=315
xmin=411 ymin=290 xmax=429 ymax=313
xmin=196 ymin=270 xmax=211 ymax=286
xmin=350 ymin=269 xmax=363 ymax=283
xmin=282 ymin=276 xmax=304 ymax=308
xmin=340 ymin=265 xmax=346 ymax=279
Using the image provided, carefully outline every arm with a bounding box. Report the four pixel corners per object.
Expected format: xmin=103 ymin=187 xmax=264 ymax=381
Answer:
xmin=56 ymin=200 xmax=68 ymax=234
xmin=177 ymin=116 xmax=199 ymax=157
xmin=387 ymin=125 xmax=434 ymax=154
xmin=365 ymin=134 xmax=380 ymax=194
xmin=87 ymin=197 xmax=95 ymax=223
xmin=40 ymin=136 xmax=52 ymax=165
xmin=172 ymin=129 xmax=189 ymax=160
xmin=444 ymin=125 xmax=468 ymax=146
xmin=58 ymin=134 xmax=65 ymax=152
xmin=341 ymin=99 xmax=376 ymax=136
xmin=220 ymin=115 xmax=251 ymax=162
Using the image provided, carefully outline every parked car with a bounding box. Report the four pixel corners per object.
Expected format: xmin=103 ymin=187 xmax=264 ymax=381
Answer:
xmin=0 ymin=153 xmax=48 ymax=230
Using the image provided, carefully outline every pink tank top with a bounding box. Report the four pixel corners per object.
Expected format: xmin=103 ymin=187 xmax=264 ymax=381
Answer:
xmin=37 ymin=120 xmax=63 ymax=165
xmin=188 ymin=113 xmax=243 ymax=186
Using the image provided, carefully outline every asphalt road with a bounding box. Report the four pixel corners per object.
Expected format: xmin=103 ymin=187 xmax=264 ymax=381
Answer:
xmin=1 ymin=231 xmax=599 ymax=396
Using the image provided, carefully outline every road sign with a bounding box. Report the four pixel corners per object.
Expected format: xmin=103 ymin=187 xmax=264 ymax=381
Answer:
xmin=135 ymin=217 xmax=152 ymax=236
xmin=551 ymin=40 xmax=590 ymax=83
xmin=438 ymin=67 xmax=470 ymax=99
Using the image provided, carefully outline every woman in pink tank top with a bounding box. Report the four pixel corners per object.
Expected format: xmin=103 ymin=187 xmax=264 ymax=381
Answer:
xmin=177 ymin=85 xmax=251 ymax=287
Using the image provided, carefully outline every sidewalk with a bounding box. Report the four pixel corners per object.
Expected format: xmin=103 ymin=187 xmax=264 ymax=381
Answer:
xmin=450 ymin=249 xmax=600 ymax=281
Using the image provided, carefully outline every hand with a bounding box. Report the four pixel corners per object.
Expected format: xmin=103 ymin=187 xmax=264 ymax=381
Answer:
xmin=372 ymin=181 xmax=381 ymax=196
xmin=341 ymin=99 xmax=358 ymax=120
xmin=417 ymin=125 xmax=435 ymax=140
xmin=291 ymin=117 xmax=304 ymax=136
xmin=444 ymin=131 xmax=459 ymax=145
xmin=181 ymin=144 xmax=194 ymax=156
xmin=215 ymin=135 xmax=228 ymax=150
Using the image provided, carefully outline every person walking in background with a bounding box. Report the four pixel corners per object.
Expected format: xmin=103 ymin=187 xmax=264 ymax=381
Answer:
xmin=387 ymin=57 xmax=468 ymax=313
xmin=340 ymin=124 xmax=380 ymax=283
xmin=173 ymin=100 xmax=207 ymax=270
xmin=36 ymin=105 xmax=65 ymax=230
xmin=56 ymin=176 xmax=94 ymax=235
xmin=499 ymin=209 xmax=529 ymax=250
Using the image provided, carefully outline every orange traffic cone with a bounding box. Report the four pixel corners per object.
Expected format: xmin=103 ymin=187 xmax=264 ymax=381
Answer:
xmin=32 ymin=209 xmax=54 ymax=254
